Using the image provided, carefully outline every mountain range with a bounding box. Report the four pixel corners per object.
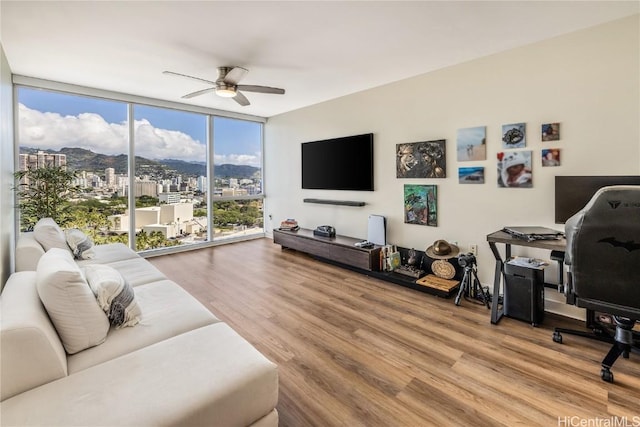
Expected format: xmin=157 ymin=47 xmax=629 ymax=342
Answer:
xmin=21 ymin=147 xmax=260 ymax=179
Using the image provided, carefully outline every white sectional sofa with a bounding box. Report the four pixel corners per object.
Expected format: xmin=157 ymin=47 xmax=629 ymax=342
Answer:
xmin=1 ymin=221 xmax=278 ymax=426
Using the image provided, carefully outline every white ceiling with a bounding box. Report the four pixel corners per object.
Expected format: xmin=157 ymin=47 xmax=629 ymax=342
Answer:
xmin=2 ymin=1 xmax=638 ymax=118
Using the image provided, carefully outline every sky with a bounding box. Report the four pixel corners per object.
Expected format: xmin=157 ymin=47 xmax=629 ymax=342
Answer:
xmin=17 ymin=87 xmax=262 ymax=166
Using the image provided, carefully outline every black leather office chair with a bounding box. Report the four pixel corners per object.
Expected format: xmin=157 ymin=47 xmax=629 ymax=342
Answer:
xmin=552 ymin=185 xmax=640 ymax=382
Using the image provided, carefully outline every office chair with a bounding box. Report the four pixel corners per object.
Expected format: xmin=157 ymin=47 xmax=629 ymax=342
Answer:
xmin=552 ymin=185 xmax=640 ymax=383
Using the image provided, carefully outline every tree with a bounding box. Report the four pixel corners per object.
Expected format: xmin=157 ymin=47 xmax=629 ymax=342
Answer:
xmin=13 ymin=166 xmax=79 ymax=231
xmin=136 ymin=195 xmax=159 ymax=208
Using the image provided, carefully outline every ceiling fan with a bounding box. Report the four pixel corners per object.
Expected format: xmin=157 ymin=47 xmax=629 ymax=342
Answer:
xmin=163 ymin=66 xmax=285 ymax=106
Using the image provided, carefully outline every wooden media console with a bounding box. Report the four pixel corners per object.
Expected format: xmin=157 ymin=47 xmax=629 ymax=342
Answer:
xmin=273 ymin=228 xmax=381 ymax=271
xmin=273 ymin=228 xmax=462 ymax=297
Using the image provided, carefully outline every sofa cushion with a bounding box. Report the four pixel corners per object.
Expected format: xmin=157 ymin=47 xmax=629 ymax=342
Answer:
xmin=101 ymin=257 xmax=167 ymax=287
xmin=67 ymin=280 xmax=220 ymax=373
xmin=1 ymin=323 xmax=278 ymax=427
xmin=33 ymin=217 xmax=71 ymax=254
xmin=36 ymin=248 xmax=110 ymax=354
xmin=75 ymin=242 xmax=140 ymax=266
xmin=64 ymin=228 xmax=96 ymax=260
xmin=84 ymin=264 xmax=142 ymax=328
xmin=0 ymin=272 xmax=68 ymax=401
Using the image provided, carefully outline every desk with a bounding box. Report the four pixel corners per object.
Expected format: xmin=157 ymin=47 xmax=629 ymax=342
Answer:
xmin=487 ymin=230 xmax=566 ymax=324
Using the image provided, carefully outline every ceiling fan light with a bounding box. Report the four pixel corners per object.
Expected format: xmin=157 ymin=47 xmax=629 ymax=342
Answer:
xmin=215 ymin=87 xmax=236 ymax=98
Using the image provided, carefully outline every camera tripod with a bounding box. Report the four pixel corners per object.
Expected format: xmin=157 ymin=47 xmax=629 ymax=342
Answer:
xmin=454 ymin=263 xmax=490 ymax=308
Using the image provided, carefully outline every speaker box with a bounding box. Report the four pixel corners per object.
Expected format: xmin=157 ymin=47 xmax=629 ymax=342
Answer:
xmin=504 ymin=262 xmax=545 ymax=326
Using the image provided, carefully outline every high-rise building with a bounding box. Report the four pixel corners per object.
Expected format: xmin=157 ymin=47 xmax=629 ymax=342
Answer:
xmin=19 ymin=151 xmax=67 ymax=171
xmin=197 ymin=175 xmax=207 ymax=193
xmin=134 ymin=181 xmax=158 ymax=197
xmin=105 ymin=168 xmax=115 ymax=187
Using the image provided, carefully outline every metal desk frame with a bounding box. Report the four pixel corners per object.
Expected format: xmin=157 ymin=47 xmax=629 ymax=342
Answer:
xmin=487 ymin=230 xmax=566 ymax=324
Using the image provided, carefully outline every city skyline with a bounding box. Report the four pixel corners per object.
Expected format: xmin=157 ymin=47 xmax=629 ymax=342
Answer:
xmin=15 ymin=87 xmax=265 ymax=247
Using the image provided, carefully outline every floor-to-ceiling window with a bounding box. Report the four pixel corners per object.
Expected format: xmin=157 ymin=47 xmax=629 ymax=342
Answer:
xmin=15 ymin=83 xmax=264 ymax=253
xmin=212 ymin=116 xmax=263 ymax=241
xmin=16 ymin=87 xmax=130 ymax=246
xmin=133 ymin=105 xmax=208 ymax=251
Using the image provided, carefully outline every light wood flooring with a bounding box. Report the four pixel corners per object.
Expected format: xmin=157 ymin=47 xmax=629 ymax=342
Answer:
xmin=148 ymin=238 xmax=640 ymax=426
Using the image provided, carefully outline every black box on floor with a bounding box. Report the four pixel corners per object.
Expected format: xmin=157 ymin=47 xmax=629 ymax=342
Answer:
xmin=504 ymin=261 xmax=545 ymax=326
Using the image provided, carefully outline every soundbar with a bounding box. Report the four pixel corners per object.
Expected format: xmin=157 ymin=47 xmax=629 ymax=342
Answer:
xmin=303 ymin=199 xmax=365 ymax=207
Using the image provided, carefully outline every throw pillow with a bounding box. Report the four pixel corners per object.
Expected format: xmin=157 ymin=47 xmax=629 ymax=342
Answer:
xmin=64 ymin=228 xmax=96 ymax=260
xmin=33 ymin=217 xmax=72 ymax=253
xmin=83 ymin=264 xmax=142 ymax=328
xmin=36 ymin=248 xmax=110 ymax=354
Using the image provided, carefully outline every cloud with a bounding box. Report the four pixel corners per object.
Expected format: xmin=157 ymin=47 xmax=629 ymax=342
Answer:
xmin=133 ymin=119 xmax=206 ymax=161
xmin=18 ymin=103 xmax=208 ymax=162
xmin=214 ymin=153 xmax=261 ymax=167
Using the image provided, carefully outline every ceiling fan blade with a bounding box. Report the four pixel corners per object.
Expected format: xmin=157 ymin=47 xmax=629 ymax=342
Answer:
xmin=182 ymin=87 xmax=215 ymax=99
xmin=223 ymin=67 xmax=249 ymax=85
xmin=237 ymin=85 xmax=285 ymax=95
xmin=233 ymin=91 xmax=250 ymax=106
xmin=163 ymin=70 xmax=216 ymax=86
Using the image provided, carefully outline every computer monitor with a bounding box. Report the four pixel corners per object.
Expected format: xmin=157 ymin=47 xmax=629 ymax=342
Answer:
xmin=555 ymin=175 xmax=640 ymax=223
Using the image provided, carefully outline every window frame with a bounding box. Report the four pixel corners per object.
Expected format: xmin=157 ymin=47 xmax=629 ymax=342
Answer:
xmin=13 ymin=75 xmax=266 ymax=257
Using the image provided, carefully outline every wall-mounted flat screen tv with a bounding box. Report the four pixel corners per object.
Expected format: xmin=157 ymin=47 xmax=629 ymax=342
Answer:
xmin=555 ymin=175 xmax=640 ymax=223
xmin=301 ymin=133 xmax=374 ymax=191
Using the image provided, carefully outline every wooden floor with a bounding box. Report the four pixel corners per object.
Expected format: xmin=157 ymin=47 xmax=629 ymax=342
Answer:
xmin=148 ymin=238 xmax=640 ymax=427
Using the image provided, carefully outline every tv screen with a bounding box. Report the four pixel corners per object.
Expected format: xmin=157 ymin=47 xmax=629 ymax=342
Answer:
xmin=301 ymin=133 xmax=374 ymax=191
xmin=555 ymin=175 xmax=640 ymax=223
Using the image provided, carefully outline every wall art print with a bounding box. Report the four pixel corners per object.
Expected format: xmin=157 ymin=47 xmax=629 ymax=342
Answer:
xmin=456 ymin=126 xmax=486 ymax=161
xmin=542 ymin=148 xmax=561 ymax=167
xmin=497 ymin=150 xmax=533 ymax=188
xmin=396 ymin=140 xmax=446 ymax=178
xmin=542 ymin=123 xmax=560 ymax=141
xmin=404 ymin=184 xmax=437 ymax=226
xmin=458 ymin=167 xmax=485 ymax=184
xmin=502 ymin=122 xmax=526 ymax=149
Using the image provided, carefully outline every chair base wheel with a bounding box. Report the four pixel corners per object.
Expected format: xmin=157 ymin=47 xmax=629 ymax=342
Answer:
xmin=601 ymin=367 xmax=614 ymax=383
xmin=552 ymin=331 xmax=563 ymax=344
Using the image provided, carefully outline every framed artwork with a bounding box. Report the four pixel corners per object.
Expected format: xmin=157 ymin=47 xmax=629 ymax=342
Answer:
xmin=502 ymin=122 xmax=526 ymax=148
xmin=396 ymin=140 xmax=446 ymax=178
xmin=456 ymin=126 xmax=486 ymax=161
xmin=497 ymin=150 xmax=533 ymax=188
xmin=458 ymin=167 xmax=485 ymax=184
xmin=404 ymin=184 xmax=437 ymax=226
xmin=542 ymin=148 xmax=561 ymax=166
xmin=542 ymin=123 xmax=560 ymax=141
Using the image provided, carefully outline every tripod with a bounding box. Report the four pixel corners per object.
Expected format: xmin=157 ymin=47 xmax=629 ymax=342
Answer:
xmin=454 ymin=263 xmax=490 ymax=308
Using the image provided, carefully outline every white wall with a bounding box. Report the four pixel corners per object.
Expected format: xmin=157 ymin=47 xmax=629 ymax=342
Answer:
xmin=264 ymin=15 xmax=640 ymax=313
xmin=0 ymin=43 xmax=16 ymax=289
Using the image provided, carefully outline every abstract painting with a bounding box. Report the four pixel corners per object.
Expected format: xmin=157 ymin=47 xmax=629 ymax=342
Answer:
xmin=404 ymin=184 xmax=437 ymax=226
